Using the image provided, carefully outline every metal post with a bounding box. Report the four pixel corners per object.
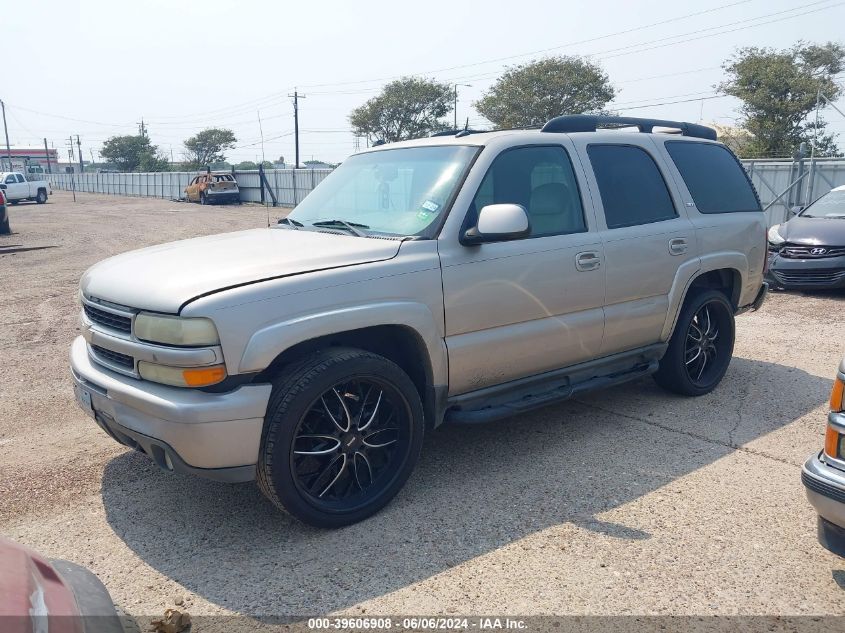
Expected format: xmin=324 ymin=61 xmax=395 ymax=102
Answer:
xmin=44 ymin=138 xmax=52 ymax=174
xmin=76 ymin=135 xmax=83 ymax=173
xmin=1 ymin=100 xmax=12 ymax=171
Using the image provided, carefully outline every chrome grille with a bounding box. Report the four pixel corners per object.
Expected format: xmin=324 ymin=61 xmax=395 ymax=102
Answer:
xmin=779 ymin=245 xmax=845 ymax=259
xmin=91 ymin=344 xmax=134 ymax=369
xmin=772 ymin=269 xmax=845 ymax=285
xmin=84 ymin=303 xmax=131 ymax=333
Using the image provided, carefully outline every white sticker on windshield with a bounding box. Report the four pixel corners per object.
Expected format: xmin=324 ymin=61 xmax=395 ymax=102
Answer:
xmin=421 ymin=200 xmax=440 ymax=212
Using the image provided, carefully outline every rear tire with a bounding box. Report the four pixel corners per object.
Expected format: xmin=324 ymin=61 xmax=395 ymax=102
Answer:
xmin=0 ymin=216 xmax=10 ymax=235
xmin=653 ymin=289 xmax=735 ymax=396
xmin=36 ymin=189 xmax=47 ymax=204
xmin=257 ymin=347 xmax=424 ymax=528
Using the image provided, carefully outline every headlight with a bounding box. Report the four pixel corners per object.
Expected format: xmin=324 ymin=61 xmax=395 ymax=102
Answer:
xmin=138 ymin=361 xmax=227 ymax=387
xmin=134 ymin=313 xmax=219 ymax=346
xmin=767 ymin=224 xmax=786 ymax=246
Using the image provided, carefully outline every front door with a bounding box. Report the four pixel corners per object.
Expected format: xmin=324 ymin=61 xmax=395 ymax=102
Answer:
xmin=439 ymin=142 xmax=606 ymax=396
xmin=4 ymin=173 xmax=26 ymax=200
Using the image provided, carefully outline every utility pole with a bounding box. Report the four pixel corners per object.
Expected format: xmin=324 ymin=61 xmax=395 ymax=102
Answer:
xmin=138 ymin=118 xmax=147 ymax=138
xmin=288 ymin=90 xmax=306 ymax=168
xmin=257 ymin=110 xmax=266 ymax=165
xmin=453 ymin=84 xmax=472 ymax=130
xmin=1 ymin=100 xmax=11 ymax=172
xmin=76 ymin=135 xmax=83 ymax=173
xmin=44 ymin=138 xmax=52 ymax=174
xmin=66 ymin=136 xmax=77 ymax=201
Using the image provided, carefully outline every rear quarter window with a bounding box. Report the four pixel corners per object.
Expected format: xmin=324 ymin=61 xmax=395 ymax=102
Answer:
xmin=665 ymin=141 xmax=761 ymax=213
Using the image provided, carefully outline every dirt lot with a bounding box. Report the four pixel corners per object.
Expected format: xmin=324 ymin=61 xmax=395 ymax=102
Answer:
xmin=1 ymin=191 xmax=844 ymax=626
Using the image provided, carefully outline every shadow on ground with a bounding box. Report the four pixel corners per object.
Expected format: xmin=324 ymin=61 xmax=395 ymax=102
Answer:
xmin=101 ymin=356 xmax=831 ymax=616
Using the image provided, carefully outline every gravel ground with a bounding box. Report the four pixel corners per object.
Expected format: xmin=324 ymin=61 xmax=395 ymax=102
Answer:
xmin=1 ymin=191 xmax=844 ymax=628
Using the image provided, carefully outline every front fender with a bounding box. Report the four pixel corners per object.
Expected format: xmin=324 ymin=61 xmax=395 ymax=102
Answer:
xmin=238 ymin=301 xmax=448 ymax=385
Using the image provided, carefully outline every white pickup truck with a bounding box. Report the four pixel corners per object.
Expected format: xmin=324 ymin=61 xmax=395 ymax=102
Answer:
xmin=0 ymin=171 xmax=49 ymax=204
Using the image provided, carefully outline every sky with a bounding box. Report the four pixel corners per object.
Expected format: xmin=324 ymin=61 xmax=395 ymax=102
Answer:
xmin=2 ymin=0 xmax=845 ymax=166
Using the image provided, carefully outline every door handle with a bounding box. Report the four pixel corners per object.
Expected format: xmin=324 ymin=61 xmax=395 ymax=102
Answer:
xmin=668 ymin=238 xmax=688 ymax=256
xmin=575 ymin=251 xmax=601 ymax=272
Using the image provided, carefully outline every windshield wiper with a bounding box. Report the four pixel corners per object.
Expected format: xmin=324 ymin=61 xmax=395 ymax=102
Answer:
xmin=310 ymin=219 xmax=370 ymax=237
xmin=277 ymin=217 xmax=304 ymax=230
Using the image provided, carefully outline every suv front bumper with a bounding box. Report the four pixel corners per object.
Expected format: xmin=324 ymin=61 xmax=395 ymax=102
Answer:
xmin=70 ymin=336 xmax=271 ymax=482
xmin=802 ymin=447 xmax=845 ymax=557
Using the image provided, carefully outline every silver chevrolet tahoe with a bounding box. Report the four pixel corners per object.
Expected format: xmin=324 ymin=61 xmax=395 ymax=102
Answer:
xmin=71 ymin=115 xmax=769 ymax=527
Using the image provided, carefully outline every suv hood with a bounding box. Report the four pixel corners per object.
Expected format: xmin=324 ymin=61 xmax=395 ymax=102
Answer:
xmin=81 ymin=227 xmax=402 ymax=313
xmin=779 ymin=215 xmax=845 ymax=245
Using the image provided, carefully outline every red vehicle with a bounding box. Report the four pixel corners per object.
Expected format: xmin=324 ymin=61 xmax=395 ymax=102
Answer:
xmin=0 ymin=537 xmax=125 ymax=633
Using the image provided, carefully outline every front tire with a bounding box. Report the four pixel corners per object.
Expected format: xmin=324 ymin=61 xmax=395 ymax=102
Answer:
xmin=653 ymin=289 xmax=735 ymax=396
xmin=257 ymin=348 xmax=424 ymax=528
xmin=200 ymin=191 xmax=208 ymax=205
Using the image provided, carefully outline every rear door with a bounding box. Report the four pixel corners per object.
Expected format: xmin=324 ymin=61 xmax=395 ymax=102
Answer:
xmin=575 ymin=138 xmax=697 ymax=355
xmin=17 ymin=173 xmax=35 ymax=197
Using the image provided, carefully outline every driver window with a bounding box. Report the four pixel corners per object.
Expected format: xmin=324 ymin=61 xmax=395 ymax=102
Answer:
xmin=469 ymin=146 xmax=586 ymax=238
xmin=5 ymin=175 xmax=15 ymax=184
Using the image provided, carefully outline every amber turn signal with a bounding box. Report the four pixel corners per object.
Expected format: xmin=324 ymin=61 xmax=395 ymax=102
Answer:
xmin=182 ymin=365 xmax=227 ymax=387
xmin=830 ymin=377 xmax=844 ymax=412
xmin=825 ymin=425 xmax=841 ymax=460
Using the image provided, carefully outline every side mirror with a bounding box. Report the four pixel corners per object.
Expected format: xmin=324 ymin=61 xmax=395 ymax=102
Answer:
xmin=0 ymin=184 xmax=6 ymax=190
xmin=461 ymin=203 xmax=530 ymax=245
xmin=789 ymin=205 xmax=803 ymax=216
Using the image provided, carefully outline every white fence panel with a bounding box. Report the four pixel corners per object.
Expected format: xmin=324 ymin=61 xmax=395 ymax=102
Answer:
xmin=46 ymin=168 xmax=334 ymax=207
xmin=45 ymin=160 xmax=845 ymax=229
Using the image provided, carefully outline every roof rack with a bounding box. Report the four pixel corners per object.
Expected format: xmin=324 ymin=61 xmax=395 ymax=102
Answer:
xmin=429 ymin=128 xmax=485 ymax=138
xmin=540 ymin=115 xmax=717 ymax=141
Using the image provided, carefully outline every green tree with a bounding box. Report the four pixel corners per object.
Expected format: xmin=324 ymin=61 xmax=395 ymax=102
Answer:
xmin=183 ymin=128 xmax=237 ymax=168
xmin=719 ymin=42 xmax=844 ymax=158
xmin=475 ymin=56 xmax=615 ymax=129
xmin=99 ymin=134 xmax=167 ymax=172
xmin=349 ymin=77 xmax=453 ymax=144
xmin=235 ymin=161 xmax=258 ymax=170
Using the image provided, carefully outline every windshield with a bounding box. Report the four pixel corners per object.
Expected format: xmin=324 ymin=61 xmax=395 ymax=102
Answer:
xmin=288 ymin=145 xmax=478 ymax=237
xmin=801 ymin=188 xmax=845 ymax=219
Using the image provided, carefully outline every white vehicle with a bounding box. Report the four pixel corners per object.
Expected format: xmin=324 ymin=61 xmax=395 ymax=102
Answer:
xmin=0 ymin=171 xmax=49 ymax=204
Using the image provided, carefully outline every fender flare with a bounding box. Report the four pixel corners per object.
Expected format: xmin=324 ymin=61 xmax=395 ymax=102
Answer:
xmin=660 ymin=252 xmax=748 ymax=341
xmin=238 ymin=300 xmax=448 ymax=385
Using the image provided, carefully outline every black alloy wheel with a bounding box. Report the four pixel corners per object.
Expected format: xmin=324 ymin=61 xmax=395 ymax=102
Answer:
xmin=290 ymin=378 xmax=409 ymax=510
xmin=653 ymin=289 xmax=735 ymax=396
xmin=257 ymin=348 xmax=424 ymax=527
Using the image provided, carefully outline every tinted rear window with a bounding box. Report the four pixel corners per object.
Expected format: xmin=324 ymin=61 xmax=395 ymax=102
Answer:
xmin=665 ymin=141 xmax=760 ymax=213
xmin=587 ymin=144 xmax=677 ymax=229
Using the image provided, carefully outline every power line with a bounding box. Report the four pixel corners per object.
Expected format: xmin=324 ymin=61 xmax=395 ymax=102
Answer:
xmin=297 ymin=0 xmax=757 ymax=90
